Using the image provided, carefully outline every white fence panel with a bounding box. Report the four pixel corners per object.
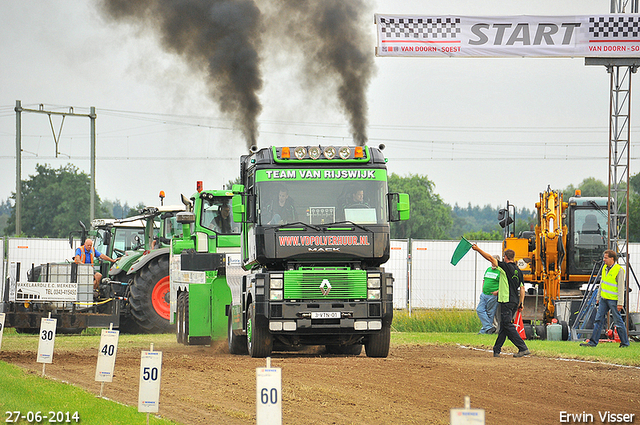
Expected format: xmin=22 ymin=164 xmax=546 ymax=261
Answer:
xmin=409 ymin=240 xmax=501 ymax=309
xmin=627 ymin=243 xmax=640 ymax=313
xmin=388 ymin=240 xmax=408 ymax=309
xmin=0 ymin=239 xmax=4 ymax=302
xmin=7 ymin=238 xmax=76 ymax=283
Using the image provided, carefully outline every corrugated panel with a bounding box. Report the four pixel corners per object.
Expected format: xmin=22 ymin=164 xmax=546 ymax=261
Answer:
xmin=8 ymin=238 xmax=74 ymax=282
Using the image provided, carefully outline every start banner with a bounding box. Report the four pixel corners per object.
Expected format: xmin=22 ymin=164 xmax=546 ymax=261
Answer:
xmin=375 ymin=14 xmax=640 ymax=58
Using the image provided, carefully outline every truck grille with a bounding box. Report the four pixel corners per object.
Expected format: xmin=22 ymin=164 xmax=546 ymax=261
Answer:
xmin=283 ymin=268 xmax=367 ymax=299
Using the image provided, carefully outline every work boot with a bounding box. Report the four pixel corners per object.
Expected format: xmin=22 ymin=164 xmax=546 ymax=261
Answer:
xmin=620 ymin=343 xmax=630 ymax=348
xmin=513 ymin=349 xmax=530 ymax=358
xmin=580 ymin=341 xmax=597 ymax=347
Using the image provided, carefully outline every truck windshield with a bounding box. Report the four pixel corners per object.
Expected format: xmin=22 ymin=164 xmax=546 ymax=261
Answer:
xmin=201 ymin=197 xmax=240 ymax=234
xmin=256 ymin=178 xmax=389 ymax=226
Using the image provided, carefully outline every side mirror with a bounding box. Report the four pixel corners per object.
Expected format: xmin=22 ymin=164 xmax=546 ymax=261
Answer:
xmin=388 ymin=193 xmax=410 ymax=222
xmin=498 ymin=208 xmax=514 ymax=228
xmin=232 ymin=194 xmax=245 ymax=223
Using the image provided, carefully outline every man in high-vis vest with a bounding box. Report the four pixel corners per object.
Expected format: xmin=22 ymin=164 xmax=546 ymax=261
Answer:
xmin=580 ymin=250 xmax=630 ymax=348
xmin=74 ymin=238 xmax=117 ymax=291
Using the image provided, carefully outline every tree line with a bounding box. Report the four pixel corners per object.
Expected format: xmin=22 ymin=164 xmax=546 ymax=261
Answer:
xmin=2 ymin=163 xmax=639 ymax=242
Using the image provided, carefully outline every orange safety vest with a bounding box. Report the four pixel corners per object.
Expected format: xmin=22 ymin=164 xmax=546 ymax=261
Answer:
xmin=79 ymin=245 xmax=95 ymax=264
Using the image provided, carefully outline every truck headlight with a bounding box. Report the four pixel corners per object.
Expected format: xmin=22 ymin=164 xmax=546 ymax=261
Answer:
xmin=270 ymin=290 xmax=283 ymax=301
xmin=270 ymin=277 xmax=283 ymax=289
xmin=367 ymin=289 xmax=381 ymax=300
xmin=367 ymin=274 xmax=381 ymax=289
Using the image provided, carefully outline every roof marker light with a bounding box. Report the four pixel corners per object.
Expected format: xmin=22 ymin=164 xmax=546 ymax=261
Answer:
xmin=323 ymin=146 xmax=337 ymax=159
xmin=309 ymin=146 xmax=321 ymax=160
xmin=294 ymin=146 xmax=307 ymax=160
xmin=339 ymin=146 xmax=351 ymax=159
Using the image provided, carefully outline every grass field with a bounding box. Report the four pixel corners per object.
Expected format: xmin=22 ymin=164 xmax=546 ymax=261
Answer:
xmin=0 ymin=309 xmax=637 ymax=425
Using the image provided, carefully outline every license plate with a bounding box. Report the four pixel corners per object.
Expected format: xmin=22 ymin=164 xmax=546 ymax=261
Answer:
xmin=311 ymin=312 xmax=340 ymax=319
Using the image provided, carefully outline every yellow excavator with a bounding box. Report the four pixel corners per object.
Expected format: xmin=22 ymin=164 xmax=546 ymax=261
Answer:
xmin=499 ymin=186 xmax=609 ymax=337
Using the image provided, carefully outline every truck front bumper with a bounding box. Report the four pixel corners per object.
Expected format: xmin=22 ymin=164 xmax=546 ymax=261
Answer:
xmin=263 ymin=299 xmax=392 ymax=335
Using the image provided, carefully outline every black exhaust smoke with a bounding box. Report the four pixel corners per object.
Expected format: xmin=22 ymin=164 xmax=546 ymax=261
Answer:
xmin=99 ymin=0 xmax=263 ymax=149
xmin=99 ymin=0 xmax=374 ymax=147
xmin=271 ymin=0 xmax=375 ymax=146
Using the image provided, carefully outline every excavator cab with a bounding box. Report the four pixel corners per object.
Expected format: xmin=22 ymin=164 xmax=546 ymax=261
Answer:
xmin=565 ymin=196 xmax=609 ymax=276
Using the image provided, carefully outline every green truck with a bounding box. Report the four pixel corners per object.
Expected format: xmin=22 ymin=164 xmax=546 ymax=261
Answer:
xmin=228 ymin=145 xmax=410 ymax=357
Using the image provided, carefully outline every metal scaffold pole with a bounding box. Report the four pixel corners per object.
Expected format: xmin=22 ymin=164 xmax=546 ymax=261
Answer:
xmin=584 ymin=0 xmax=639 ymax=333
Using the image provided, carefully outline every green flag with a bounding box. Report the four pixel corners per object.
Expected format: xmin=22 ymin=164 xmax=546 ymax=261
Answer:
xmin=451 ymin=237 xmax=473 ymax=266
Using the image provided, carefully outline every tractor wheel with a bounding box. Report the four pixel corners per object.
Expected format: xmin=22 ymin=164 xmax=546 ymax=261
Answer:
xmin=228 ymin=311 xmax=248 ymax=355
xmin=247 ymin=303 xmax=272 ymax=358
xmin=326 ymin=344 xmax=363 ymax=355
xmin=118 ymin=316 xmax=144 ymax=334
xmin=129 ymin=256 xmax=173 ymax=333
xmin=364 ymin=324 xmax=391 ymax=358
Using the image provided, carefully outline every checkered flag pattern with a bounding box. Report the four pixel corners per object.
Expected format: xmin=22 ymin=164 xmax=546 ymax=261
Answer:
xmin=379 ymin=17 xmax=461 ymax=39
xmin=589 ymin=16 xmax=640 ymax=38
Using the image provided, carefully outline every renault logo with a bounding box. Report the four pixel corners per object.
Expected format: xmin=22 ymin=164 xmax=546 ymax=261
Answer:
xmin=319 ymin=279 xmax=332 ymax=296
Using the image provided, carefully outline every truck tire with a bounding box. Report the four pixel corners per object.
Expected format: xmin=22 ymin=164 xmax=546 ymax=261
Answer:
xmin=364 ymin=324 xmax=391 ymax=358
xmin=176 ymin=292 xmax=186 ymax=344
xmin=179 ymin=291 xmax=191 ymax=345
xmin=228 ymin=312 xmax=248 ymax=355
xmin=247 ymin=303 xmax=272 ymax=358
xmin=129 ymin=255 xmax=173 ymax=333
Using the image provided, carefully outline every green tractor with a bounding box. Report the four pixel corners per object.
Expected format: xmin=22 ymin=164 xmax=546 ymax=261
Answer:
xmin=170 ymin=186 xmax=241 ymax=345
xmin=103 ymin=205 xmax=185 ymax=333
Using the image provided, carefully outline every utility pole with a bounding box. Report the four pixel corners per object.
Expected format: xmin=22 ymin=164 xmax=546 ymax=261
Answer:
xmin=14 ymin=101 xmax=97 ymax=235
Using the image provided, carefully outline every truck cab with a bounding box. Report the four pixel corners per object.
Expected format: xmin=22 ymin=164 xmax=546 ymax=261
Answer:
xmin=229 ymin=145 xmax=409 ymax=357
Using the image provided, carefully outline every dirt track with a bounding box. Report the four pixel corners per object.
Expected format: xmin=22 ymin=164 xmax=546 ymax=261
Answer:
xmin=2 ymin=341 xmax=639 ymax=425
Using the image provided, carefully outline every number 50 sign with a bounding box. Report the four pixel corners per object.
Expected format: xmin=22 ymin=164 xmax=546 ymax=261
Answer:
xmin=256 ymin=365 xmax=282 ymax=425
xmin=138 ymin=350 xmax=163 ymax=413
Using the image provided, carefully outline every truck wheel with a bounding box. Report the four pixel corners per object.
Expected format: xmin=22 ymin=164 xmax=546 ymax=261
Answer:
xmin=247 ymin=303 xmax=272 ymax=358
xmin=364 ymin=324 xmax=391 ymax=358
xmin=176 ymin=292 xmax=185 ymax=344
xmin=181 ymin=292 xmax=191 ymax=345
xmin=228 ymin=312 xmax=248 ymax=355
xmin=129 ymin=256 xmax=173 ymax=333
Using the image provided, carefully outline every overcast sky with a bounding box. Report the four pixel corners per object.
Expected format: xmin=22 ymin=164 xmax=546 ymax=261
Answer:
xmin=0 ymin=0 xmax=637 ymax=215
